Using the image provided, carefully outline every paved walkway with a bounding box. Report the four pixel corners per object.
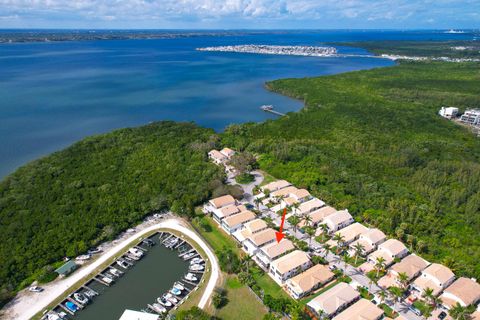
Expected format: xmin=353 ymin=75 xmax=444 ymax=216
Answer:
xmin=1 ymin=218 xmax=219 ymax=320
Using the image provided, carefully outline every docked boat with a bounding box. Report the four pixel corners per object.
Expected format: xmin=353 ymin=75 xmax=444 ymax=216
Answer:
xmin=84 ymin=290 xmax=96 ymax=298
xmin=152 ymin=303 xmax=167 ymax=313
xmin=173 ymin=282 xmax=185 ymax=291
xmin=75 ymin=254 xmax=91 ymax=262
xmin=73 ymin=292 xmax=89 ymax=305
xmin=157 ymin=296 xmax=172 ymax=307
xmin=182 ymin=252 xmax=196 ymax=260
xmin=65 ymin=301 xmax=78 ymax=313
xmin=128 ymin=247 xmax=144 ymax=258
xmin=109 ymin=267 xmax=123 ymax=277
xmin=46 ymin=313 xmax=61 ymax=320
xmin=88 ymin=247 xmax=102 ymax=254
xmin=127 ymin=253 xmax=141 ymax=261
xmin=184 ymin=273 xmax=198 ymax=282
xmin=116 ymin=258 xmax=130 ymax=269
xmin=101 ymin=275 xmax=114 ymax=284
xmin=142 ymin=239 xmax=155 ymax=246
xmin=170 ymin=287 xmax=182 ymax=296
xmin=190 ymin=264 xmax=204 ymax=271
xmin=164 ymin=292 xmax=178 ymax=304
xmin=190 ymin=257 xmax=203 ymax=265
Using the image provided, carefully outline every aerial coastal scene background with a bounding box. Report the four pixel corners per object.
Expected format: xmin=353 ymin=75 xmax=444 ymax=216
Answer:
xmin=0 ymin=1 xmax=480 ymax=320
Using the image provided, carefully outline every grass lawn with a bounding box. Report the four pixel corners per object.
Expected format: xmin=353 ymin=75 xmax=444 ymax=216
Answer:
xmin=379 ymin=303 xmax=399 ymax=318
xmin=192 ymin=214 xmax=240 ymax=254
xmin=258 ymin=170 xmax=277 ymax=186
xmin=215 ymin=275 xmax=268 ymax=320
xmin=250 ymin=267 xmax=290 ymax=300
xmin=299 ymin=279 xmax=340 ymax=306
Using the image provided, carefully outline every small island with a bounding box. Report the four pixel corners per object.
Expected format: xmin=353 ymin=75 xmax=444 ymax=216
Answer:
xmin=197 ymin=44 xmax=338 ymax=57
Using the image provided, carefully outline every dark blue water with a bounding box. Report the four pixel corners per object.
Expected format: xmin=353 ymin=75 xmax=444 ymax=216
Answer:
xmin=0 ymin=30 xmax=475 ymax=178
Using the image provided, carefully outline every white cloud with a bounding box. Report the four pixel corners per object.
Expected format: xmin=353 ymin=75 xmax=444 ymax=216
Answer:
xmin=0 ymin=0 xmax=478 ymax=28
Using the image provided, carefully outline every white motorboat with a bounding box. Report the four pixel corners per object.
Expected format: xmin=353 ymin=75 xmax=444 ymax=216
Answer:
xmin=170 ymin=287 xmax=182 ymax=296
xmin=46 ymin=313 xmax=61 ymax=320
xmin=184 ymin=273 xmax=198 ymax=282
xmin=116 ymin=259 xmax=129 ymax=269
xmin=190 ymin=257 xmax=203 ymax=265
xmin=164 ymin=292 xmax=178 ymax=304
xmin=128 ymin=247 xmax=144 ymax=258
xmin=75 ymin=254 xmax=91 ymax=261
xmin=157 ymin=296 xmax=172 ymax=307
xmin=173 ymin=282 xmax=185 ymax=291
xmin=73 ymin=292 xmax=89 ymax=305
xmin=109 ymin=267 xmax=122 ymax=277
xmin=84 ymin=290 xmax=96 ymax=298
xmin=190 ymin=264 xmax=204 ymax=271
xmin=101 ymin=276 xmax=114 ymax=284
xmin=152 ymin=303 xmax=167 ymax=313
xmin=182 ymin=252 xmax=196 ymax=260
xmin=126 ymin=253 xmax=140 ymax=261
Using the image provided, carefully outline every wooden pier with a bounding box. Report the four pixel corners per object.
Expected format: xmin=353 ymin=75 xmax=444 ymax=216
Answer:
xmin=260 ymin=105 xmax=285 ymax=116
xmin=58 ymin=303 xmax=75 ymax=316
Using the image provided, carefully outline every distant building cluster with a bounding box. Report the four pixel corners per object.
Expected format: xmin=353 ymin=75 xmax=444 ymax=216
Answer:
xmin=197 ymin=45 xmax=338 ymax=57
xmin=439 ymin=107 xmax=480 ymax=132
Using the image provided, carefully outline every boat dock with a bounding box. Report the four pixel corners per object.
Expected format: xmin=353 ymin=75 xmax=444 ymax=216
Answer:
xmin=260 ymin=104 xmax=286 ymax=116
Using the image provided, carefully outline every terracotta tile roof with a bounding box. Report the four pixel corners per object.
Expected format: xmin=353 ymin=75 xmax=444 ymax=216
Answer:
xmin=360 ymin=228 xmax=386 ymax=245
xmin=248 ymin=228 xmax=276 ymax=247
xmin=261 ymin=180 xmax=291 ymax=192
xmin=307 ymin=282 xmax=360 ymax=315
xmin=378 ymin=239 xmax=408 ymax=256
xmin=271 ymin=250 xmax=311 ymax=274
xmin=440 ymin=277 xmax=480 ymax=307
xmin=423 ymin=263 xmax=455 ymax=284
xmin=287 ymin=264 xmax=335 ymax=294
xmin=391 ymin=254 xmax=430 ymax=279
xmin=332 ymin=298 xmax=384 ymax=320
xmin=210 ymin=195 xmax=235 ymax=208
xmin=260 ymin=239 xmax=295 ymax=260
xmin=223 ymin=210 xmax=256 ymax=228
xmin=333 ymin=223 xmax=368 ymax=243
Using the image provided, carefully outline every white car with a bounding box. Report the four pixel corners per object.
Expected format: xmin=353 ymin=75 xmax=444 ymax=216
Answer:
xmin=29 ymin=286 xmax=44 ymax=293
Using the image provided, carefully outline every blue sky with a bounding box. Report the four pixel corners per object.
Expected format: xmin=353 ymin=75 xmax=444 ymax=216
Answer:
xmin=0 ymin=0 xmax=479 ymax=29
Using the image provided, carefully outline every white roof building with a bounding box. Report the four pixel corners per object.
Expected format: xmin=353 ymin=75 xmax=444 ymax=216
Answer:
xmin=307 ymin=282 xmax=360 ymax=318
xmin=322 ymin=210 xmax=354 ymax=233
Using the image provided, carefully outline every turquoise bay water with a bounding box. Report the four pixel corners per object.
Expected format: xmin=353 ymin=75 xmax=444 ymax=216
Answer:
xmin=0 ymin=30 xmax=473 ymax=177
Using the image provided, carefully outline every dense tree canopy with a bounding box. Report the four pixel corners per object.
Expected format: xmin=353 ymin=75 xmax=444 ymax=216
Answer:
xmin=222 ymin=61 xmax=480 ymax=279
xmin=0 ymin=121 xmax=224 ymax=306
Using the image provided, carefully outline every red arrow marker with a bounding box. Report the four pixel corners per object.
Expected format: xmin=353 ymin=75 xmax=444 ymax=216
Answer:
xmin=275 ymin=207 xmax=287 ymax=243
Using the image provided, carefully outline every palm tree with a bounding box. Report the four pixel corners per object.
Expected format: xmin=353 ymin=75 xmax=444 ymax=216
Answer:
xmin=254 ymin=197 xmax=262 ymax=211
xmin=305 ymin=226 xmax=315 ymax=246
xmin=252 ymin=185 xmax=260 ymax=195
xmin=422 ymin=287 xmax=435 ymax=305
xmin=319 ymin=224 xmax=329 ymax=242
xmin=397 ymin=272 xmax=409 ymax=290
xmin=378 ymin=290 xmax=387 ymax=305
xmin=277 ymin=194 xmax=286 ymax=206
xmin=241 ymin=254 xmax=253 ymax=273
xmin=292 ymin=202 xmax=300 ymax=215
xmin=367 ymin=271 xmax=377 ymax=290
xmin=333 ymin=233 xmax=345 ymax=254
xmin=353 ymin=242 xmax=365 ymax=264
xmin=449 ymin=302 xmax=471 ymax=320
xmin=341 ymin=252 xmax=350 ymax=270
xmin=288 ymin=215 xmax=301 ymax=234
xmin=374 ymin=257 xmax=386 ymax=277
xmin=322 ymin=243 xmax=332 ymax=258
xmin=302 ymin=213 xmax=312 ymax=228
xmin=388 ymin=286 xmax=404 ymax=317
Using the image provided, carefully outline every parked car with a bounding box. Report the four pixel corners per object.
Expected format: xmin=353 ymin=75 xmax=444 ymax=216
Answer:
xmin=409 ymin=306 xmax=422 ymax=316
xmin=438 ymin=311 xmax=447 ymax=320
xmin=328 ymin=264 xmax=337 ymax=271
xmin=29 ymin=286 xmax=44 ymax=293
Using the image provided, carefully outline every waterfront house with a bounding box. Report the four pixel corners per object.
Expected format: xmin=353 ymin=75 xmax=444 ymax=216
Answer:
xmin=243 ymin=228 xmax=277 ymax=255
xmin=327 ymin=223 xmax=368 ymax=247
xmin=367 ymin=239 xmax=409 ymax=267
xmin=286 ymin=264 xmax=335 ymax=299
xmin=261 ymin=180 xmax=291 ymax=193
xmin=322 ymin=209 xmax=354 ymax=233
xmin=208 ymin=149 xmax=227 ymax=164
xmin=440 ymin=277 xmax=480 ymax=309
xmin=269 ymin=250 xmax=312 ymax=283
xmin=233 ymin=218 xmax=268 ymax=243
xmin=221 ymin=210 xmax=256 ymax=234
xmin=55 ymin=260 xmax=77 ymax=277
xmin=219 ymin=147 xmax=235 ymax=158
xmin=256 ymin=239 xmax=295 ymax=268
xmin=332 ymin=298 xmax=384 ymax=320
xmin=349 ymin=228 xmax=386 ymax=255
xmin=411 ymin=263 xmax=455 ymax=297
xmin=378 ymin=254 xmax=430 ymax=289
xmin=306 ymin=282 xmax=360 ymax=319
